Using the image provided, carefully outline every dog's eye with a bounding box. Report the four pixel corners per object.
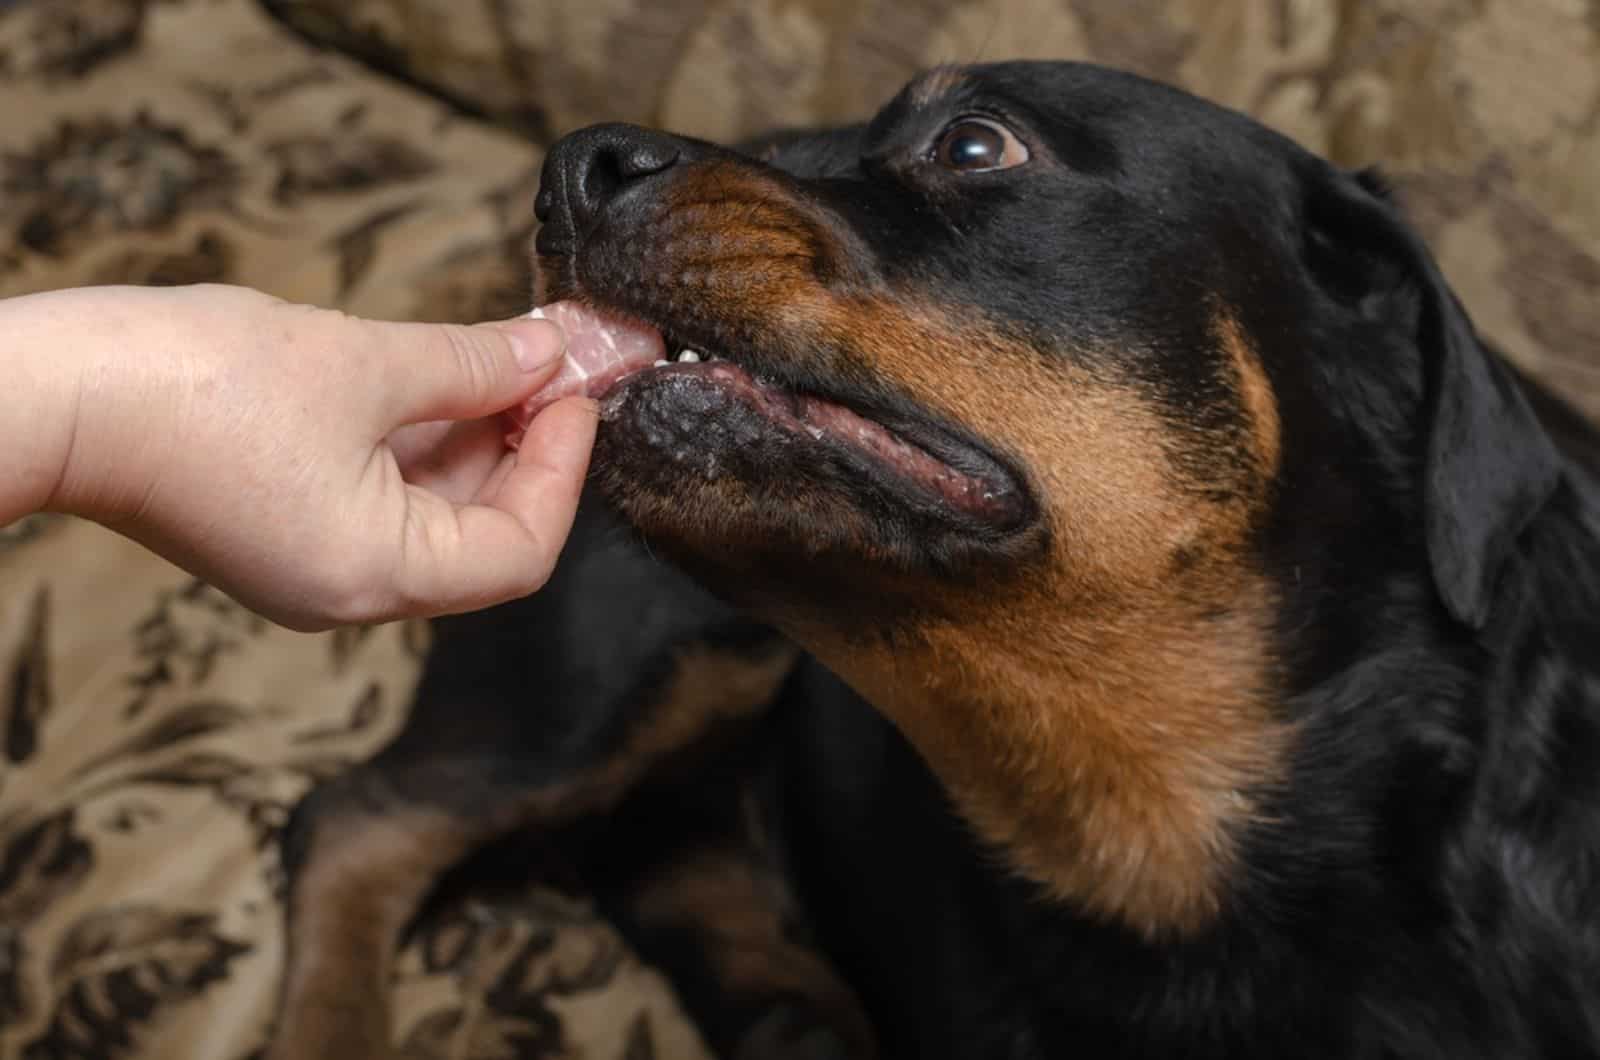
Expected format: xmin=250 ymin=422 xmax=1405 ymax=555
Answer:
xmin=931 ymin=118 xmax=1029 ymax=172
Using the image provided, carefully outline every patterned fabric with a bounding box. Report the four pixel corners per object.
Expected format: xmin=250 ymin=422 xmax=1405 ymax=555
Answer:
xmin=0 ymin=518 xmax=706 ymax=1060
xmin=0 ymin=1 xmax=1595 ymax=1058
xmin=0 ymin=0 xmax=543 ymax=321
xmin=0 ymin=1 xmax=709 ymax=1057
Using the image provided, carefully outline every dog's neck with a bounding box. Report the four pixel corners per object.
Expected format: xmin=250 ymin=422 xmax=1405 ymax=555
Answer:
xmin=796 ymin=575 xmax=1287 ymax=940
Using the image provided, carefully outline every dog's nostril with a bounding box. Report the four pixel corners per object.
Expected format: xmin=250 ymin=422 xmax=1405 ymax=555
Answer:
xmin=581 ymin=141 xmax=680 ymax=214
xmin=563 ymin=126 xmax=683 ymax=228
xmin=617 ymin=140 xmax=680 ymax=182
xmin=537 ymin=125 xmax=684 ymax=253
xmin=581 ymin=149 xmax=627 ymax=214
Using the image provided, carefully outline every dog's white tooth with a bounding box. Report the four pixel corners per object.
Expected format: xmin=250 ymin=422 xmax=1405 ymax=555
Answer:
xmin=679 ymin=350 xmax=702 ymax=363
xmin=653 ymin=359 xmax=669 ymax=367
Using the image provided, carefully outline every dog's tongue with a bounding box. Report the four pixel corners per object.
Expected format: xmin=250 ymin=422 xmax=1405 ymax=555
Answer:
xmin=504 ymin=302 xmax=664 ymax=448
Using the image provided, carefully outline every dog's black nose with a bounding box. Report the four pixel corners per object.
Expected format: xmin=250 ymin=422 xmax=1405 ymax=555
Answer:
xmin=535 ymin=123 xmax=682 ymax=255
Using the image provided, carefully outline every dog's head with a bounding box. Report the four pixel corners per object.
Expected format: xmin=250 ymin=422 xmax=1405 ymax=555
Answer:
xmin=531 ymin=62 xmax=1563 ymax=938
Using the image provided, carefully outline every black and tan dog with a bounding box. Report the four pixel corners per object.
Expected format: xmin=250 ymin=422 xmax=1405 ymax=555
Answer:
xmin=268 ymin=62 xmax=1600 ymax=1059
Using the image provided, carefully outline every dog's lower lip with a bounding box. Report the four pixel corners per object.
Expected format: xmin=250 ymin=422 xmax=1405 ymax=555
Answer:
xmin=607 ymin=356 xmax=1028 ymax=525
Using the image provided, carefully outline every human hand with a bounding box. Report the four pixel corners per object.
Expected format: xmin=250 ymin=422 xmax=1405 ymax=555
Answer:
xmin=4 ymin=284 xmax=597 ymax=631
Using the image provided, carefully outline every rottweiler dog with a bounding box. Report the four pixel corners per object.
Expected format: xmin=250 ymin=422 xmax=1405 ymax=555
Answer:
xmin=268 ymin=62 xmax=1600 ymax=1060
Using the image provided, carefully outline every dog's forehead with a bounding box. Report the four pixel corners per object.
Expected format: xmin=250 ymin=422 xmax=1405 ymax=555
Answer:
xmin=752 ymin=62 xmax=1300 ymax=196
xmin=906 ymin=64 xmax=971 ymax=108
xmin=896 ymin=61 xmax=1185 ymax=117
xmin=888 ymin=62 xmax=1292 ymax=171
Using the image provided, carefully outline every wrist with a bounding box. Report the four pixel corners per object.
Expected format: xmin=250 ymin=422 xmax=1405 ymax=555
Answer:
xmin=0 ymin=286 xmax=181 ymax=527
xmin=0 ymin=288 xmax=94 ymax=526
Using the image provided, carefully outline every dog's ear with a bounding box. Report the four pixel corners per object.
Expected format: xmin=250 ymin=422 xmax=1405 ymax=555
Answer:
xmin=1414 ymin=256 xmax=1563 ymax=629
xmin=1302 ymin=165 xmax=1564 ymax=629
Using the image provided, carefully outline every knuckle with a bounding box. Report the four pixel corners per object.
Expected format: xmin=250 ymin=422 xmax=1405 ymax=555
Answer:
xmin=523 ymin=568 xmax=554 ymax=598
xmin=277 ymin=303 xmax=372 ymax=383
xmin=508 ymin=551 xmax=556 ymax=600
xmin=313 ymin=553 xmax=390 ymax=628
xmin=437 ymin=323 xmax=500 ymax=402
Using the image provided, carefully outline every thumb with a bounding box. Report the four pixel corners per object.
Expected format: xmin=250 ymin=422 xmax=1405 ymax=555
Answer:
xmin=378 ymin=316 xmax=568 ymax=426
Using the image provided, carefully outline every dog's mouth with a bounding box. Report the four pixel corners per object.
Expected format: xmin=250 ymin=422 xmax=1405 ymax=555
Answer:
xmin=505 ymin=300 xmax=1028 ymax=528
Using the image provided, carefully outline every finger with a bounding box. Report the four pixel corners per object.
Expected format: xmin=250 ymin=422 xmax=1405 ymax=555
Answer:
xmin=391 ymin=418 xmax=506 ymax=504
xmin=474 ymin=449 xmax=519 ymax=506
xmin=392 ymin=397 xmax=599 ymax=613
xmin=483 ymin=397 xmax=598 ymax=530
xmin=375 ymin=316 xmax=568 ymax=426
xmin=386 ymin=420 xmax=455 ymax=470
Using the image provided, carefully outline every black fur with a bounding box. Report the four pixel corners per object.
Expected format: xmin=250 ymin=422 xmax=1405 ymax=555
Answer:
xmin=283 ymin=61 xmax=1600 ymax=1060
